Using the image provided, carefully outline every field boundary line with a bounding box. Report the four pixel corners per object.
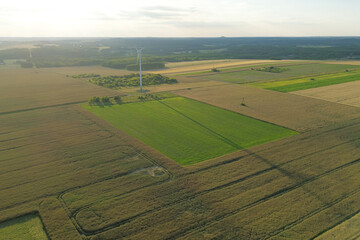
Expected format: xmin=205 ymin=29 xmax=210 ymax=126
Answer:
xmin=0 ymin=101 xmax=86 ymax=116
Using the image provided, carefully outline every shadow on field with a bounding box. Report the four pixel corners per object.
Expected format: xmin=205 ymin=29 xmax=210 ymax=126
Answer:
xmin=159 ymin=99 xmax=335 ymax=206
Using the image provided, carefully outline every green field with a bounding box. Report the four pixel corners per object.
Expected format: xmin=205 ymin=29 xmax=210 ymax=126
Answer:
xmin=0 ymin=214 xmax=48 ymax=240
xmin=83 ymin=97 xmax=297 ymax=165
xmin=192 ymin=63 xmax=360 ymax=84
xmin=255 ymin=71 xmax=360 ymax=92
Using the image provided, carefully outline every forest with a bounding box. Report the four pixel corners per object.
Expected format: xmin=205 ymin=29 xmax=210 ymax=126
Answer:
xmin=1 ymin=37 xmax=360 ymax=69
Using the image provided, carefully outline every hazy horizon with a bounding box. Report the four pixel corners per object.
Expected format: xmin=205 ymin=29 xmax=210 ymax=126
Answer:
xmin=1 ymin=0 xmax=360 ymax=38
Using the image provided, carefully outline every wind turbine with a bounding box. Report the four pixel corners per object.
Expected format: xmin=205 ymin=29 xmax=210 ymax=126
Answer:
xmin=136 ymin=48 xmax=143 ymax=92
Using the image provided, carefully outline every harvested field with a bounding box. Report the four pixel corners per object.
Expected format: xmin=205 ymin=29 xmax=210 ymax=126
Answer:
xmin=315 ymin=211 xmax=360 ymax=240
xmin=292 ymin=81 xmax=360 ymax=108
xmin=82 ymin=97 xmax=296 ymax=165
xmin=0 ymin=68 xmax=117 ymax=113
xmin=321 ymin=60 xmax=360 ymax=66
xmin=175 ymin=84 xmax=360 ymax=132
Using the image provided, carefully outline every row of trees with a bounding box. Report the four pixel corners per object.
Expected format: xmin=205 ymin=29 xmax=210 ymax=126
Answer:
xmin=253 ymin=66 xmax=288 ymax=73
xmin=88 ymin=96 xmax=123 ymax=105
xmin=89 ymin=73 xmax=177 ymax=89
xmin=72 ymin=73 xmax=100 ymax=78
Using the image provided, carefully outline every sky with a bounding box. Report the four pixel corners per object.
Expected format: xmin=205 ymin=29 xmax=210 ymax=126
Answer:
xmin=0 ymin=0 xmax=359 ymax=37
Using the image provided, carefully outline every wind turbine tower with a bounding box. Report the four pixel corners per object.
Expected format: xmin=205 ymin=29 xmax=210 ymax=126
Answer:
xmin=136 ymin=48 xmax=143 ymax=92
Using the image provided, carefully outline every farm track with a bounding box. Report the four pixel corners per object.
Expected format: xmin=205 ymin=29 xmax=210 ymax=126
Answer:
xmin=0 ymin=100 xmax=86 ymax=116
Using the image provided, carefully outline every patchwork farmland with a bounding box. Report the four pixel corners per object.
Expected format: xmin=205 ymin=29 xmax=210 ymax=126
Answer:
xmin=0 ymin=59 xmax=359 ymax=240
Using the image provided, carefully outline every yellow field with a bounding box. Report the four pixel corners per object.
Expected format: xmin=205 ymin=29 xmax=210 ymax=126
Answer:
xmin=153 ymin=60 xmax=301 ymax=75
xmin=315 ymin=212 xmax=360 ymax=240
xmin=292 ymin=81 xmax=360 ymax=108
xmin=321 ymin=60 xmax=360 ymax=66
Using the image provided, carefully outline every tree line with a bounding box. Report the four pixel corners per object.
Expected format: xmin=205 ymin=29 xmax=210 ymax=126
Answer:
xmin=73 ymin=73 xmax=177 ymax=89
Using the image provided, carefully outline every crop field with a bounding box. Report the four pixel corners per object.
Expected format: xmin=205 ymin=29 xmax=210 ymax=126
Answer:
xmin=0 ymin=214 xmax=48 ymax=240
xmin=321 ymin=60 xmax=360 ymax=66
xmin=255 ymin=70 xmax=360 ymax=92
xmin=0 ymin=61 xmax=359 ymax=239
xmin=176 ymin=84 xmax=360 ymax=132
xmin=292 ymin=81 xmax=360 ymax=108
xmin=190 ymin=63 xmax=360 ymax=84
xmin=0 ymin=59 xmax=23 ymax=69
xmin=153 ymin=59 xmax=300 ymax=75
xmin=83 ymin=96 xmax=297 ymax=165
xmin=0 ymin=68 xmax=118 ymax=113
xmin=315 ymin=211 xmax=360 ymax=240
